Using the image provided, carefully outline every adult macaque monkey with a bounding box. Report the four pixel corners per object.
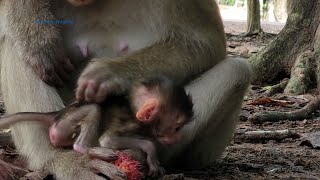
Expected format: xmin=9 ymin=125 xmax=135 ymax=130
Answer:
xmin=0 ymin=0 xmax=251 ymax=180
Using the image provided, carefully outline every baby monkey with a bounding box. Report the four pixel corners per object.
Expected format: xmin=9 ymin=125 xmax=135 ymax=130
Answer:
xmin=0 ymin=76 xmax=193 ymax=177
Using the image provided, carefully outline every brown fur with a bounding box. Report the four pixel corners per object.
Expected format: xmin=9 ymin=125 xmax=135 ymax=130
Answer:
xmin=0 ymin=0 xmax=251 ymax=179
xmin=0 ymin=76 xmax=193 ymax=177
xmin=3 ymin=0 xmax=73 ymax=86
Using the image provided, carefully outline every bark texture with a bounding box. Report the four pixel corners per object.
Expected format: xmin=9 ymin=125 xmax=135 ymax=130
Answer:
xmin=273 ymin=0 xmax=287 ymax=23
xmin=246 ymin=0 xmax=262 ymax=35
xmin=249 ymin=1 xmax=320 ymax=90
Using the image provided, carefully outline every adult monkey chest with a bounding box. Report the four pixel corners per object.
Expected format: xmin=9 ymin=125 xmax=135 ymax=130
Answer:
xmin=55 ymin=0 xmax=172 ymax=103
xmin=58 ymin=0 xmax=163 ymax=61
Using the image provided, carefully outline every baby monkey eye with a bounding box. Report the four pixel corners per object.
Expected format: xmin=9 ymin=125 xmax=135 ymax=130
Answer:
xmin=71 ymin=132 xmax=77 ymax=139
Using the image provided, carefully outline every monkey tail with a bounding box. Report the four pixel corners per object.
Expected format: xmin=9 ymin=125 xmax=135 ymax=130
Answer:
xmin=0 ymin=112 xmax=56 ymax=129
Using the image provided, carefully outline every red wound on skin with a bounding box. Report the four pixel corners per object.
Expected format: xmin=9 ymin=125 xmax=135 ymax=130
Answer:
xmin=113 ymin=151 xmax=144 ymax=180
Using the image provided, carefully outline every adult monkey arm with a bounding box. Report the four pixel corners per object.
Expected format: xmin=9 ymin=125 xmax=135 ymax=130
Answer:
xmin=76 ymin=0 xmax=226 ymax=102
xmin=0 ymin=40 xmax=125 ymax=180
xmin=5 ymin=0 xmax=73 ymax=86
xmin=0 ymin=1 xmax=126 ymax=179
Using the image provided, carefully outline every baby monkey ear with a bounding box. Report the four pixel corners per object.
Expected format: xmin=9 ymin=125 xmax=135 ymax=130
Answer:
xmin=136 ymin=98 xmax=160 ymax=123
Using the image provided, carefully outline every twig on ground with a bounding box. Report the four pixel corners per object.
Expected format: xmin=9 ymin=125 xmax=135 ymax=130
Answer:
xmin=249 ymin=96 xmax=320 ymax=124
xmin=234 ymin=129 xmax=300 ymax=143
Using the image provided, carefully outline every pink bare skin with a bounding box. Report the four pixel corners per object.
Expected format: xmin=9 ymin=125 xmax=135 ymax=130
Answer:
xmin=78 ymin=42 xmax=89 ymax=58
xmin=118 ymin=41 xmax=129 ymax=54
xmin=67 ymin=0 xmax=95 ymax=7
xmin=0 ymin=104 xmax=89 ymax=149
xmin=76 ymin=40 xmax=129 ymax=59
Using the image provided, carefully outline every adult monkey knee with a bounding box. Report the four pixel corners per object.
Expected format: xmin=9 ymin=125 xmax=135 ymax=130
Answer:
xmin=0 ymin=0 xmax=239 ymax=179
xmin=161 ymin=58 xmax=252 ymax=168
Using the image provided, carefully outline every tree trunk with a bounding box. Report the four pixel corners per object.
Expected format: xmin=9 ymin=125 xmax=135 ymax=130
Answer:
xmin=246 ymin=0 xmax=262 ymax=35
xmin=273 ymin=0 xmax=287 ymax=23
xmin=233 ymin=0 xmax=240 ymax=7
xmin=315 ymin=21 xmax=320 ymax=91
xmin=249 ymin=0 xmax=320 ymax=95
xmin=261 ymin=0 xmax=269 ymax=20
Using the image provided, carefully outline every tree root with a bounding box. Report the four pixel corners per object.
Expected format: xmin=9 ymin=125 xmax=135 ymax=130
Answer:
xmin=264 ymin=78 xmax=289 ymax=96
xmin=234 ymin=129 xmax=300 ymax=143
xmin=284 ymin=50 xmax=314 ymax=95
xmin=249 ymin=96 xmax=320 ymax=124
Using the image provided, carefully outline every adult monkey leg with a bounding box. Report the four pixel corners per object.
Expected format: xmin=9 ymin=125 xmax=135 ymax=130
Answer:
xmin=162 ymin=58 xmax=252 ymax=168
xmin=0 ymin=39 xmax=63 ymax=167
xmin=0 ymin=39 xmax=125 ymax=180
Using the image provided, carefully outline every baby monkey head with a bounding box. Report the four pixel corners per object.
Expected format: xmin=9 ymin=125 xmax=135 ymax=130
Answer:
xmin=131 ymin=75 xmax=194 ymax=145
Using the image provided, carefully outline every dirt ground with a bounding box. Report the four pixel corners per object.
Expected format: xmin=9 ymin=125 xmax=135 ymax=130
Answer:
xmin=196 ymin=19 xmax=320 ymax=179
xmin=2 ymin=13 xmax=320 ymax=180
